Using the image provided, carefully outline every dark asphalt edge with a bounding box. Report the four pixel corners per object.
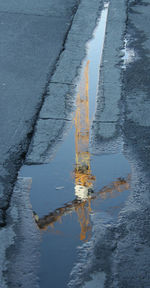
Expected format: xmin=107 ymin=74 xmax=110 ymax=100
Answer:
xmin=0 ymin=0 xmax=81 ymax=227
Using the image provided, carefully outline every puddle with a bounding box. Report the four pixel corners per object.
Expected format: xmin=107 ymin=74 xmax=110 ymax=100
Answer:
xmin=20 ymin=3 xmax=131 ymax=288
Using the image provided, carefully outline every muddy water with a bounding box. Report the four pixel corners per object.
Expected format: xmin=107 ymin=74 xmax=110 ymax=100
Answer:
xmin=20 ymin=4 xmax=131 ymax=288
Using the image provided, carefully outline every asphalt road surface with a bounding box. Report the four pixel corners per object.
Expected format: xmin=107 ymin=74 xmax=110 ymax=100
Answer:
xmin=0 ymin=0 xmax=79 ymax=224
xmin=0 ymin=0 xmax=150 ymax=287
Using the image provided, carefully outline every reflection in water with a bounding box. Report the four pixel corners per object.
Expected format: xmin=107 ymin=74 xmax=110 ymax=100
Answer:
xmin=74 ymin=60 xmax=95 ymax=240
xmin=33 ymin=62 xmax=130 ymax=241
xmin=18 ymin=5 xmax=131 ymax=288
xmin=33 ymin=176 xmax=130 ymax=230
xmin=75 ymin=61 xmax=95 ymax=196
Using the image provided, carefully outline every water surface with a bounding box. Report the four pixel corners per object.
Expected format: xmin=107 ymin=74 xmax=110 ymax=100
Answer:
xmin=20 ymin=4 xmax=131 ymax=287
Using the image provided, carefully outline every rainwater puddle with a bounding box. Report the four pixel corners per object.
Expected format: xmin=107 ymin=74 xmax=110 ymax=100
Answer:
xmin=20 ymin=4 xmax=131 ymax=288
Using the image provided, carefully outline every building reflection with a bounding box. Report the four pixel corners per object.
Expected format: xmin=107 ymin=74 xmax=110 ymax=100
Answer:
xmin=33 ymin=60 xmax=130 ymax=241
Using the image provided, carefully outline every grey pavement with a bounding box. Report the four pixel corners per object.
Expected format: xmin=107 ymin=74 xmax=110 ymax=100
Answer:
xmin=1 ymin=0 xmax=150 ymax=287
xmin=112 ymin=1 xmax=150 ymax=286
xmin=0 ymin=177 xmax=40 ymax=288
xmin=0 ymin=0 xmax=79 ymax=224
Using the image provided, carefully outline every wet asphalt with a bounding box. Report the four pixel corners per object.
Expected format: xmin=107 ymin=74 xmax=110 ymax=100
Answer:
xmin=0 ymin=0 xmax=150 ymax=287
xmin=0 ymin=0 xmax=80 ymax=225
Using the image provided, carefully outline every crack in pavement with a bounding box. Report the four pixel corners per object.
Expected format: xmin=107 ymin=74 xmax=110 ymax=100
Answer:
xmin=39 ymin=117 xmax=72 ymax=121
xmin=50 ymin=81 xmax=76 ymax=86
